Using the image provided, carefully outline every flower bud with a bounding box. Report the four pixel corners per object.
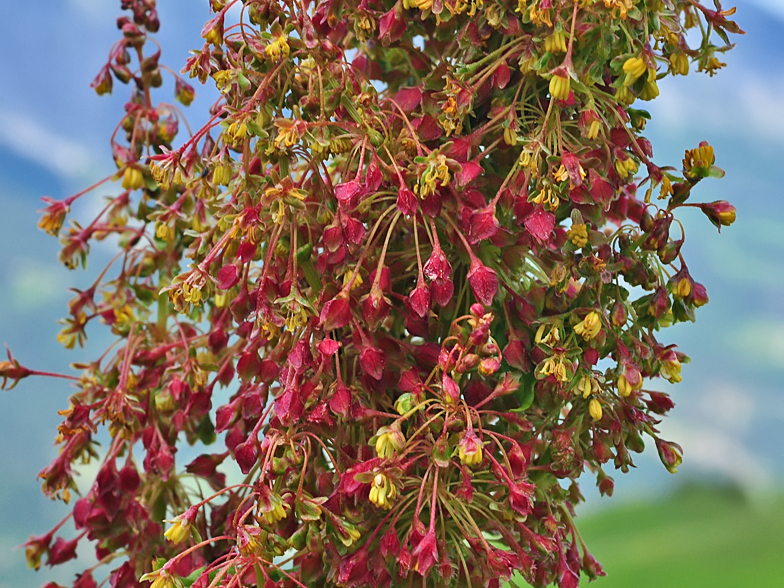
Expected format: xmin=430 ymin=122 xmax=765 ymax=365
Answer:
xmin=456 ymin=353 xmax=480 ymax=373
xmin=700 ymin=200 xmax=736 ymax=230
xmin=441 ymin=374 xmax=461 ymax=404
xmin=478 ymin=357 xmax=501 ymax=376
xmin=644 ymin=216 xmax=672 ymax=251
xmin=617 ymin=375 xmax=632 ymax=397
xmin=611 ymin=301 xmax=627 ymax=327
xmin=122 ymin=166 xmax=144 ymax=190
xmin=672 ymin=276 xmax=691 ymax=299
xmin=648 ymin=287 xmax=670 ymax=319
xmin=90 ymin=65 xmax=113 ymax=96
xmin=458 ymin=429 xmax=483 ymax=466
xmin=588 ymin=398 xmax=603 ymax=421
xmin=657 ymin=239 xmax=683 ymax=264
xmin=692 ymin=282 xmax=709 ymax=307
xmin=655 ymin=438 xmax=683 ymax=473
xmin=394 ymin=393 xmax=416 ymax=415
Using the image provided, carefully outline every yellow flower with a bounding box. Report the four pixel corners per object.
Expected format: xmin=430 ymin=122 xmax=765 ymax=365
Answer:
xmin=265 ymin=35 xmax=290 ymax=61
xmin=541 ymin=357 xmax=569 ymax=382
xmin=38 ymin=211 xmax=66 ymax=236
xmin=163 ymin=517 xmax=191 ymax=544
xmin=577 ymin=374 xmax=599 ymax=398
xmin=615 ymin=85 xmax=635 ymax=105
xmin=485 ymin=3 xmax=502 ymax=27
xmin=603 ymin=0 xmax=633 ymax=19
xmin=553 ymin=361 xmax=568 ymax=382
xmin=549 ymin=73 xmax=570 ymax=101
xmin=149 ymin=161 xmax=170 ymax=188
xmin=369 ymin=473 xmax=397 ymax=509
xmin=418 ymin=154 xmax=451 ymax=199
xmin=204 ymin=23 xmax=222 ymax=46
xmin=211 ymin=70 xmax=233 ymax=93
xmin=617 ymin=374 xmax=642 ymax=397
xmin=529 ymin=3 xmax=552 ymax=26
xmin=141 ymin=567 xmax=183 ymax=588
xmin=535 ymin=324 xmax=560 ymax=346
xmin=271 ymin=200 xmax=286 ymax=224
xmin=122 ymin=166 xmax=144 ymax=190
xmin=588 ymin=398 xmax=603 ymax=421
xmin=660 ymin=357 xmax=682 ymax=383
xmin=227 ymin=120 xmax=248 ymax=143
xmin=212 ymin=163 xmax=232 ymax=186
xmin=566 ymin=223 xmax=588 ymax=248
xmin=410 ymin=0 xmax=434 ymax=10
xmin=374 ymin=426 xmax=405 ymax=458
xmin=683 ymin=143 xmax=715 ymax=172
xmin=182 ymin=282 xmax=203 ymax=305
xmin=457 ymin=434 xmax=483 ymax=466
xmin=702 ymin=56 xmax=726 ymax=77
xmin=156 ymin=222 xmax=173 ymax=242
xmin=669 ymin=53 xmax=689 ymax=76
xmin=544 ymin=30 xmax=567 ymax=53
xmin=552 ymin=164 xmax=569 ymax=183
xmin=614 ymin=156 xmax=638 ymax=179
xmin=531 ymin=185 xmax=559 ymax=210
xmin=622 ymin=57 xmax=647 ymax=86
xmin=587 ymin=119 xmax=601 ymax=140
xmin=639 ymin=79 xmax=659 ymax=101
xmin=574 ymin=311 xmax=602 ymax=340
xmin=274 ymin=123 xmax=301 ymax=150
xmin=673 ymin=277 xmax=691 ymax=299
xmin=658 ymin=175 xmax=673 ymax=200
xmin=261 ymin=493 xmax=290 ymax=524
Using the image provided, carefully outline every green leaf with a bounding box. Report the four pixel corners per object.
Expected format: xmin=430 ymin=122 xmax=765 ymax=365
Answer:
xmin=512 ymin=372 xmax=535 ymax=411
xmin=182 ymin=566 xmax=207 ymax=588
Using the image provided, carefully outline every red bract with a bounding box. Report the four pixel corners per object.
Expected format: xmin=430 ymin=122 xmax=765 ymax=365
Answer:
xmin=411 ymin=530 xmax=438 ymax=577
xmin=359 ymin=346 xmax=386 ymax=380
xmin=320 ymin=293 xmax=352 ymax=331
xmin=524 ymin=209 xmax=555 ymax=243
xmin=423 ymin=246 xmax=451 ymax=281
xmin=467 ymin=259 xmax=498 ymax=306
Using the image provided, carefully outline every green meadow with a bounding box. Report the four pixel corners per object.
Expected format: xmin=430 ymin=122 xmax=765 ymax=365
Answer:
xmin=510 ymin=483 xmax=784 ymax=588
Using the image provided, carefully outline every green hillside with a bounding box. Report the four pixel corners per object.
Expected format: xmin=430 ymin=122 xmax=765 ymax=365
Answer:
xmin=511 ymin=484 xmax=784 ymax=588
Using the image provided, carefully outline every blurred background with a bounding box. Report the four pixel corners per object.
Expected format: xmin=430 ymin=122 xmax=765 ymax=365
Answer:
xmin=0 ymin=1 xmax=782 ymax=586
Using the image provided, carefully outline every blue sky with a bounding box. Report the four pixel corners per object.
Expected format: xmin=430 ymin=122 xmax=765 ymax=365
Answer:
xmin=0 ymin=1 xmax=782 ymax=587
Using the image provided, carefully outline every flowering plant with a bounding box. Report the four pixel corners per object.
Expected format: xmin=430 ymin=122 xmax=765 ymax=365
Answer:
xmin=5 ymin=0 xmax=741 ymax=586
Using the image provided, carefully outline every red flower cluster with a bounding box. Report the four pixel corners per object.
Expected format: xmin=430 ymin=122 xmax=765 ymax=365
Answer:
xmin=8 ymin=0 xmax=742 ymax=586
